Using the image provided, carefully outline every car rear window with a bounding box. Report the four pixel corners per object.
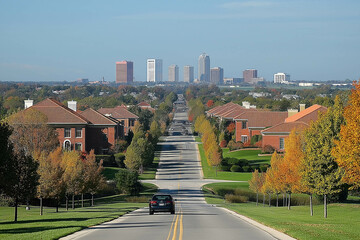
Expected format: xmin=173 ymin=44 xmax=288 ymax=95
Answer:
xmin=152 ymin=195 xmax=172 ymax=201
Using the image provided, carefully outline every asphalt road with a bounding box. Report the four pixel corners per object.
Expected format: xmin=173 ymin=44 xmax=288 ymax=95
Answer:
xmin=63 ymin=99 xmax=278 ymax=240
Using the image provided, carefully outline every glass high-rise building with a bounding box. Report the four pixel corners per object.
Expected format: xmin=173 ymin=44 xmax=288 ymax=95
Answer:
xmin=116 ymin=61 xmax=133 ymax=84
xmin=210 ymin=67 xmax=224 ymax=85
xmin=198 ymin=53 xmax=210 ymax=82
xmin=184 ymin=65 xmax=194 ymax=83
xmin=147 ymin=59 xmax=163 ymax=82
xmin=168 ymin=64 xmax=179 ymax=82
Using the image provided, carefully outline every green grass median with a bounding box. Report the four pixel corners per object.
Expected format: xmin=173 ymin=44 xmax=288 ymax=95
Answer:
xmin=0 ymin=183 xmax=157 ymax=240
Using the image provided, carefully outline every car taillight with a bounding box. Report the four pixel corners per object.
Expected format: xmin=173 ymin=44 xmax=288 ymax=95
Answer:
xmin=166 ymin=201 xmax=172 ymax=204
xmin=150 ymin=201 xmax=157 ymax=204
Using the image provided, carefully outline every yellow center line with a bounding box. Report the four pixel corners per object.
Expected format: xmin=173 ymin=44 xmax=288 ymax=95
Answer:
xmin=166 ymin=213 xmax=177 ymax=240
xmin=172 ymin=213 xmax=180 ymax=240
xmin=179 ymin=208 xmax=183 ymax=240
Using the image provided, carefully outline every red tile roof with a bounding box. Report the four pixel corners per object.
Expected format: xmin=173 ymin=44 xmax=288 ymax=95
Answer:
xmin=234 ymin=111 xmax=288 ymax=128
xmin=98 ymin=106 xmax=139 ymax=119
xmin=212 ymin=103 xmax=242 ymax=117
xmin=137 ymin=102 xmax=151 ymax=107
xmin=262 ymin=121 xmax=309 ymax=134
xmin=31 ymin=98 xmax=89 ymax=124
xmin=79 ymin=108 xmax=118 ymax=125
xmin=207 ymin=102 xmax=237 ymax=114
xmin=285 ymin=104 xmax=327 ymax=123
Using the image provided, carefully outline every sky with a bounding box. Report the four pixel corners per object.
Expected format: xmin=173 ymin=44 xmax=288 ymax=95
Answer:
xmin=0 ymin=0 xmax=359 ymax=82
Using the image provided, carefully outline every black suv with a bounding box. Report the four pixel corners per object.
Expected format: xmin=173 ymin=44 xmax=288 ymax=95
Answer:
xmin=149 ymin=194 xmax=175 ymax=215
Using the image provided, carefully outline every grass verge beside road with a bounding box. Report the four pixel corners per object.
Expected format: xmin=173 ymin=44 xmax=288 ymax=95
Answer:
xmin=202 ymin=183 xmax=360 ymax=240
xmin=0 ymin=183 xmax=157 ymax=240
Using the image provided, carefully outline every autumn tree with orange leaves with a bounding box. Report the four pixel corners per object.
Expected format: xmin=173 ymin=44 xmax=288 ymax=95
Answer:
xmin=333 ymin=81 xmax=360 ymax=190
xmin=249 ymin=169 xmax=265 ymax=206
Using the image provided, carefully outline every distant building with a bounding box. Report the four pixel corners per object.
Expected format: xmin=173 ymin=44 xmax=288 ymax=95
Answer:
xmin=168 ymin=64 xmax=179 ymax=82
xmin=116 ymin=61 xmax=133 ymax=84
xmin=210 ymin=67 xmax=224 ymax=85
xmin=223 ymin=78 xmax=243 ymax=85
xmin=274 ymin=72 xmax=290 ymax=84
xmin=183 ymin=65 xmax=194 ymax=83
xmin=243 ymin=69 xmax=257 ymax=83
xmin=76 ymin=78 xmax=89 ymax=84
xmin=248 ymin=77 xmax=265 ymax=84
xmin=198 ymin=53 xmax=210 ymax=82
xmin=147 ymin=59 xmax=163 ymax=82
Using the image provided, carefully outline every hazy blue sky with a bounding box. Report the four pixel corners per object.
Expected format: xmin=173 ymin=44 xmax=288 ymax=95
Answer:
xmin=0 ymin=0 xmax=359 ymax=82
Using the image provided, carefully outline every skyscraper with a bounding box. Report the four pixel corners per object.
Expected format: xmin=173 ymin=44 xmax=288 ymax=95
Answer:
xmin=243 ymin=69 xmax=257 ymax=83
xmin=116 ymin=61 xmax=133 ymax=84
xmin=184 ymin=65 xmax=194 ymax=83
xmin=147 ymin=59 xmax=163 ymax=82
xmin=274 ymin=72 xmax=290 ymax=83
xmin=168 ymin=64 xmax=179 ymax=82
xmin=198 ymin=53 xmax=210 ymax=82
xmin=210 ymin=67 xmax=224 ymax=85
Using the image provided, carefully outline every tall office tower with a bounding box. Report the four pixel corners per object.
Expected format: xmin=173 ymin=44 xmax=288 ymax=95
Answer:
xmin=184 ymin=65 xmax=194 ymax=83
xmin=210 ymin=67 xmax=224 ymax=85
xmin=198 ymin=53 xmax=210 ymax=82
xmin=147 ymin=59 xmax=163 ymax=82
xmin=243 ymin=69 xmax=257 ymax=83
xmin=116 ymin=61 xmax=133 ymax=84
xmin=168 ymin=64 xmax=179 ymax=82
xmin=274 ymin=72 xmax=290 ymax=83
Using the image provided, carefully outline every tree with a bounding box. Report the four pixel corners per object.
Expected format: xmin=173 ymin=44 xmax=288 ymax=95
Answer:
xmin=249 ymin=170 xmax=264 ymax=206
xmin=265 ymin=152 xmax=283 ymax=207
xmin=6 ymin=108 xmax=58 ymax=157
xmin=124 ymin=142 xmax=142 ymax=172
xmin=302 ymin=96 xmax=345 ymax=218
xmin=115 ymin=169 xmax=141 ymax=195
xmin=61 ymin=151 xmax=84 ymax=210
xmin=149 ymin=120 xmax=161 ymax=144
xmin=36 ymin=148 xmax=65 ymax=214
xmin=0 ymin=123 xmax=14 ymax=196
xmin=83 ymin=150 xmax=106 ymax=206
xmin=281 ymin=129 xmax=304 ymax=210
xmin=333 ymin=82 xmax=360 ymax=190
xmin=206 ymin=142 xmax=223 ymax=176
xmin=207 ymin=100 xmax=214 ymax=108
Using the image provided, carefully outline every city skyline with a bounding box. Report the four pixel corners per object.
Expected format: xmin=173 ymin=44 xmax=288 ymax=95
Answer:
xmin=0 ymin=0 xmax=359 ymax=82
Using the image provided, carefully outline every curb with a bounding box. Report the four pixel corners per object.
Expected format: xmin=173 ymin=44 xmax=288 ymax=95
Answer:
xmin=219 ymin=207 xmax=297 ymax=240
xmin=194 ymin=136 xmax=204 ymax=179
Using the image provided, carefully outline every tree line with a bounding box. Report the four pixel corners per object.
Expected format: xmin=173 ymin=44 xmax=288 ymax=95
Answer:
xmin=249 ymin=81 xmax=360 ymax=218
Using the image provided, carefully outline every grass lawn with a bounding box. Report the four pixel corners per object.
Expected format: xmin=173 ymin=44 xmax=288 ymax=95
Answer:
xmin=102 ymin=157 xmax=159 ymax=181
xmin=0 ymin=183 xmax=157 ymax=240
xmin=197 ymin=141 xmax=252 ymax=181
xmin=222 ymin=148 xmax=271 ymax=165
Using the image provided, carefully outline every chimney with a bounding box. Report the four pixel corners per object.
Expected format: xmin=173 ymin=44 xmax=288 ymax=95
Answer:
xmin=24 ymin=99 xmax=33 ymax=109
xmin=68 ymin=100 xmax=77 ymax=112
xmin=288 ymin=109 xmax=298 ymax=118
xmin=299 ymin=104 xmax=306 ymax=112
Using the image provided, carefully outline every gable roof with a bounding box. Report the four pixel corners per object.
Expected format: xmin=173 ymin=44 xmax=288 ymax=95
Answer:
xmin=212 ymin=103 xmax=242 ymax=117
xmin=207 ymin=102 xmax=237 ymax=115
xmin=234 ymin=111 xmax=288 ymax=128
xmin=137 ymin=102 xmax=151 ymax=107
xmin=285 ymin=104 xmax=327 ymax=123
xmin=261 ymin=121 xmax=309 ymax=134
xmin=98 ymin=106 xmax=139 ymax=119
xmin=79 ymin=108 xmax=118 ymax=126
xmin=31 ymin=98 xmax=89 ymax=124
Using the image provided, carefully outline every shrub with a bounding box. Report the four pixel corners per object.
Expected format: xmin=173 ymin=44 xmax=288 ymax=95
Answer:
xmin=259 ymin=164 xmax=269 ymax=172
xmin=242 ymin=165 xmax=253 ymax=172
xmin=220 ymin=165 xmax=231 ymax=171
xmin=262 ymin=145 xmax=275 ymax=154
xmin=228 ymin=140 xmax=244 ymax=151
xmin=115 ymin=169 xmax=141 ymax=195
xmin=225 ymin=194 xmax=249 ymax=203
xmin=96 ymin=155 xmax=117 ymax=167
xmin=226 ymin=157 xmax=241 ymax=165
xmin=114 ymin=140 xmax=128 ymax=153
xmin=126 ymin=196 xmax=149 ymax=203
xmin=250 ymin=135 xmax=262 ymax=145
xmin=219 ymin=140 xmax=227 ymax=148
xmin=230 ymin=165 xmax=242 ymax=172
xmin=114 ymin=153 xmax=126 ymax=168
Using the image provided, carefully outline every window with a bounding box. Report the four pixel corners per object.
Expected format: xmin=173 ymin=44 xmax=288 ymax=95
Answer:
xmin=242 ymin=121 xmax=247 ymax=129
xmin=129 ymin=119 xmax=135 ymax=127
xmin=75 ymin=143 xmax=82 ymax=151
xmin=64 ymin=140 xmax=71 ymax=151
xmin=75 ymin=128 xmax=82 ymax=138
xmin=280 ymin=138 xmax=285 ymax=150
xmin=64 ymin=128 xmax=71 ymax=138
xmin=120 ymin=120 xmax=125 ymax=125
xmin=241 ymin=135 xmax=248 ymax=143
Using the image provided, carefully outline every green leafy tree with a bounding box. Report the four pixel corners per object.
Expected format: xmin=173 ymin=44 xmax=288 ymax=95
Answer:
xmin=115 ymin=169 xmax=141 ymax=195
xmin=302 ymin=96 xmax=345 ymax=218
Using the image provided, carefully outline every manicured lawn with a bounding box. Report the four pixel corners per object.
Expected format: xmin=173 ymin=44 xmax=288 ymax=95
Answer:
xmin=222 ymin=148 xmax=271 ymax=165
xmin=204 ymin=199 xmax=360 ymax=240
xmin=0 ymin=184 xmax=158 ymax=240
xmin=198 ymin=142 xmax=252 ymax=181
xmin=103 ymin=157 xmax=159 ymax=181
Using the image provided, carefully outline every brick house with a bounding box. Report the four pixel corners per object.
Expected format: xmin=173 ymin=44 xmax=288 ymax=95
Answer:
xmin=29 ymin=98 xmax=124 ymax=154
xmin=137 ymin=102 xmax=155 ymax=113
xmin=97 ymin=106 xmax=139 ymax=136
xmin=261 ymin=104 xmax=327 ymax=151
xmin=234 ymin=111 xmax=288 ymax=143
